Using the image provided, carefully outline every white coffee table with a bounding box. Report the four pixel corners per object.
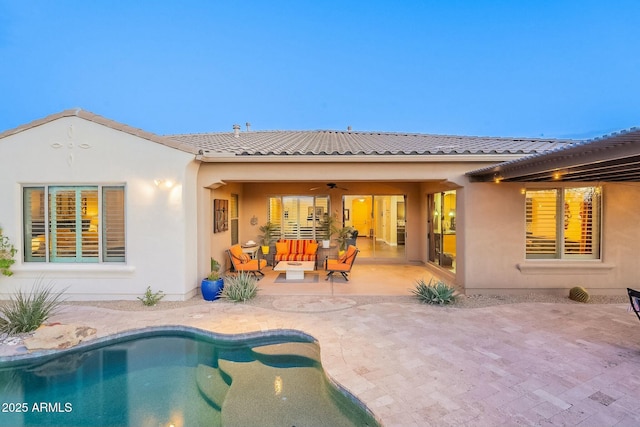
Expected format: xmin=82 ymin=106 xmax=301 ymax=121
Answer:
xmin=273 ymin=261 xmax=316 ymax=280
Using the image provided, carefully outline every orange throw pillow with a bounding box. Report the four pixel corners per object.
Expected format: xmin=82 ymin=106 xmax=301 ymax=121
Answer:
xmin=276 ymin=242 xmax=288 ymax=254
xmin=230 ymin=245 xmax=244 ymax=259
xmin=305 ymin=242 xmax=318 ymax=255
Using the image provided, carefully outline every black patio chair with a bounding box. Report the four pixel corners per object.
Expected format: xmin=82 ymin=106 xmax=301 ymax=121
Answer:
xmin=627 ymin=288 xmax=640 ymax=322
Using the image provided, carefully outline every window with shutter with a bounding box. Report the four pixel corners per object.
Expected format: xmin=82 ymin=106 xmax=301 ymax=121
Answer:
xmin=525 ymin=187 xmax=601 ymax=260
xmin=267 ymin=196 xmax=330 ymax=240
xmin=230 ymin=194 xmax=239 ymax=245
xmin=23 ymin=185 xmax=126 ymax=263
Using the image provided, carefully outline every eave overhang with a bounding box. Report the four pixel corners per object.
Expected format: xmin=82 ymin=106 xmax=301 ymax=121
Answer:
xmin=466 ymin=127 xmax=640 ymax=182
xmin=195 ymin=153 xmax=527 ymax=164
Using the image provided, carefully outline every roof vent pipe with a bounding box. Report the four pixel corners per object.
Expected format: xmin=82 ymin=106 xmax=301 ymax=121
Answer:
xmin=246 ymin=122 xmax=251 ymax=132
xmin=233 ymin=124 xmax=240 ymax=138
xmin=347 ymin=126 xmax=352 ymax=132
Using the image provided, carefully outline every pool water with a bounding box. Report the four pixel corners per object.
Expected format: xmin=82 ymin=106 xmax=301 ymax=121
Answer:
xmin=0 ymin=327 xmax=379 ymax=427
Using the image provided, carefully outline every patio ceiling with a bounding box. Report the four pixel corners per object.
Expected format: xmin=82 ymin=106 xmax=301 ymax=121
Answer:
xmin=466 ymin=127 xmax=640 ymax=182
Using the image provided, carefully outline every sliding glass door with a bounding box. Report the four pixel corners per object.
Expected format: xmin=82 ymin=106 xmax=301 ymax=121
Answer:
xmin=428 ymin=191 xmax=456 ymax=271
xmin=343 ymin=195 xmax=405 ymax=259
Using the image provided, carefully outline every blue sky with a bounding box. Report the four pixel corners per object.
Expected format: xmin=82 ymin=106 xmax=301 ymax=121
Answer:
xmin=1 ymin=1 xmax=638 ymax=139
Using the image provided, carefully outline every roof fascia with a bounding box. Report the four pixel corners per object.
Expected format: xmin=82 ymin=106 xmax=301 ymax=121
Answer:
xmin=468 ymin=137 xmax=640 ymax=182
xmin=195 ymin=154 xmax=526 ymax=163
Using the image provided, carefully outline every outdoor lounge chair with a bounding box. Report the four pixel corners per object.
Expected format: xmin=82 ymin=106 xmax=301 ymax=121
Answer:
xmin=324 ymin=245 xmax=359 ymax=281
xmin=627 ymin=288 xmax=640 ymax=322
xmin=226 ymin=244 xmax=267 ymax=279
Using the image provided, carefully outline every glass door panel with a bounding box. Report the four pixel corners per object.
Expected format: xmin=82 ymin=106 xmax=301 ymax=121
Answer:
xmin=428 ymin=191 xmax=456 ymax=271
xmin=343 ymin=195 xmax=405 ymax=260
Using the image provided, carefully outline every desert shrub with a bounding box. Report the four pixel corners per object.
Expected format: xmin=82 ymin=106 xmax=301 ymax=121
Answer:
xmin=0 ymin=280 xmax=66 ymax=335
xmin=0 ymin=226 xmax=17 ymax=277
xmin=220 ymin=272 xmax=259 ymax=302
xmin=137 ymin=286 xmax=165 ymax=306
xmin=412 ymin=278 xmax=457 ymax=305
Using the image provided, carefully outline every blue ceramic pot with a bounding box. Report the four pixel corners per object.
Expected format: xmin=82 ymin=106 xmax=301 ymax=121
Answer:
xmin=201 ymin=278 xmax=224 ymax=301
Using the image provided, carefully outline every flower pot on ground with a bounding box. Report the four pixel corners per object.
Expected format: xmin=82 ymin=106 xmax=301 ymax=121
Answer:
xmin=201 ymin=275 xmax=224 ymax=301
xmin=202 ymin=258 xmax=224 ymax=301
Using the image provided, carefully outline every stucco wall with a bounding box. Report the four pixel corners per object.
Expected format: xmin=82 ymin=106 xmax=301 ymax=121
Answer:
xmin=463 ymin=181 xmax=640 ymax=295
xmin=0 ymin=117 xmax=198 ymax=300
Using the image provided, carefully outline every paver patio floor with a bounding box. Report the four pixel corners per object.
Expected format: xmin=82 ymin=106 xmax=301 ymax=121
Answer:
xmin=2 ymin=293 xmax=639 ymax=426
xmin=2 ymin=296 xmax=640 ymax=426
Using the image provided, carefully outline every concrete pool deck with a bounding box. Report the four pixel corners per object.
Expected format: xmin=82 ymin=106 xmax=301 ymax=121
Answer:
xmin=2 ymin=292 xmax=639 ymax=426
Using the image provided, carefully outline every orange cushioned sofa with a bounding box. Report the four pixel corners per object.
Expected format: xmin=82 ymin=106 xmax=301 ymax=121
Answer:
xmin=274 ymin=239 xmax=318 ymax=267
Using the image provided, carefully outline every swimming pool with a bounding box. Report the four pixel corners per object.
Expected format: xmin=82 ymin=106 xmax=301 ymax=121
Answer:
xmin=0 ymin=327 xmax=379 ymax=427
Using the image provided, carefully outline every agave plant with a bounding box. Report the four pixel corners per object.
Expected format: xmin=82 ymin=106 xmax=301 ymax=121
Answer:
xmin=0 ymin=279 xmax=67 ymax=335
xmin=412 ymin=278 xmax=456 ymax=305
xmin=220 ymin=272 xmax=259 ymax=302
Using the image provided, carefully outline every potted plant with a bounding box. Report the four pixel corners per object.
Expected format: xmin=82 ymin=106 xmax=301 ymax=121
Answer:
xmin=258 ymin=222 xmax=276 ymax=255
xmin=320 ymin=215 xmax=336 ymax=248
xmin=201 ymin=257 xmax=224 ymax=301
xmin=335 ymin=226 xmax=356 ymax=253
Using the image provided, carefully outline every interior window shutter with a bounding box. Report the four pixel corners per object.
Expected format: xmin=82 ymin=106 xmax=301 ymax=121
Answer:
xmin=80 ymin=189 xmax=99 ymax=259
xmin=50 ymin=187 xmax=78 ymax=260
xmin=230 ymin=194 xmax=239 ymax=245
xmin=103 ymin=187 xmax=126 ymax=262
xmin=525 ymin=189 xmax=558 ymax=258
xmin=23 ymin=187 xmax=46 ymax=261
xmin=563 ymin=187 xmax=601 ymax=259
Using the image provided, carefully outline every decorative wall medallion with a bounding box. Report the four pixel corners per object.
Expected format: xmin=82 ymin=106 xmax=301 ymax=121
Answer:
xmin=49 ymin=126 xmax=92 ymax=166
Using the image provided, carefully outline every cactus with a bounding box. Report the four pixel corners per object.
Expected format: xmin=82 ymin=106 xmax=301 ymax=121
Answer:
xmin=569 ymin=286 xmax=590 ymax=303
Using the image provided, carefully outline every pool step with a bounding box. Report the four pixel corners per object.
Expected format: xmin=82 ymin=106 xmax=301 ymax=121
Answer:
xmin=218 ymin=358 xmax=357 ymax=427
xmin=215 ymin=341 xmax=371 ymax=427
xmin=251 ymin=342 xmax=321 ymax=367
xmin=196 ymin=364 xmax=230 ymax=410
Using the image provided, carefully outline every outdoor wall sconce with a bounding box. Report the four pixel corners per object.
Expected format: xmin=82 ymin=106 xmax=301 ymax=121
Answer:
xmin=250 ymin=215 xmax=258 ymax=226
xmin=154 ymin=179 xmax=174 ymax=189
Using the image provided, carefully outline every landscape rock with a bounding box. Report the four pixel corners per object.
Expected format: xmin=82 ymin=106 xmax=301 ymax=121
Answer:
xmin=23 ymin=324 xmax=97 ymax=351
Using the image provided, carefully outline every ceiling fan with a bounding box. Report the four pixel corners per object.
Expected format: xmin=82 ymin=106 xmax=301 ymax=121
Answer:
xmin=310 ymin=182 xmax=349 ymax=191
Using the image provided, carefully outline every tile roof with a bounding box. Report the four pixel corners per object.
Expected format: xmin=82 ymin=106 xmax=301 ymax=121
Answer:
xmin=0 ymin=109 xmax=200 ymax=155
xmin=168 ymin=130 xmax=573 ymax=156
xmin=0 ymin=108 xmax=575 ymax=158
